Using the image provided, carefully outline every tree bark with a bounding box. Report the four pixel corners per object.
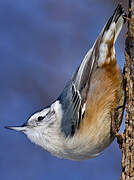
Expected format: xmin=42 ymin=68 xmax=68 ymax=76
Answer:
xmin=120 ymin=0 xmax=134 ymax=179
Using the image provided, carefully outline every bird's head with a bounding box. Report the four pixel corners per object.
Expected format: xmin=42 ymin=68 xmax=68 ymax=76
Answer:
xmin=6 ymin=107 xmax=57 ymax=143
xmin=5 ymin=101 xmax=63 ymax=154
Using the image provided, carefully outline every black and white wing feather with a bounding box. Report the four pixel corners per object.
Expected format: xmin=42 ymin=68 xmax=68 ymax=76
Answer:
xmin=59 ymin=49 xmax=96 ymax=137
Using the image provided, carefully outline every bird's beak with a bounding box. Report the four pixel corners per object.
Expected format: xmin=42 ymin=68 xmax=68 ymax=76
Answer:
xmin=5 ymin=123 xmax=27 ymax=132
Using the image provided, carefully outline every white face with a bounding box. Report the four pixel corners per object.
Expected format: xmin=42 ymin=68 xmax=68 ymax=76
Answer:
xmin=7 ymin=101 xmax=64 ymax=159
xmin=26 ymin=108 xmax=52 ymax=128
xmin=15 ymin=100 xmax=62 ymax=134
xmin=7 ymin=107 xmax=55 ymax=134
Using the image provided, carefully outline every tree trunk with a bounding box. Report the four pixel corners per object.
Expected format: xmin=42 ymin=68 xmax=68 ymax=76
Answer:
xmin=120 ymin=0 xmax=134 ymax=179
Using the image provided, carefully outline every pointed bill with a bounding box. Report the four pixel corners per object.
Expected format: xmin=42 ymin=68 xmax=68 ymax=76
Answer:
xmin=5 ymin=126 xmax=27 ymax=132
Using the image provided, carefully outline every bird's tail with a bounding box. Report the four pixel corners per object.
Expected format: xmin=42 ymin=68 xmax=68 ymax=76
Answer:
xmin=103 ymin=4 xmax=126 ymax=42
xmin=95 ymin=4 xmax=126 ymax=67
xmin=72 ymin=4 xmax=126 ymax=97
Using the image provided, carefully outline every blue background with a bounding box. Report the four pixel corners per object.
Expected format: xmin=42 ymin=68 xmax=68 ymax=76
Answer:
xmin=0 ymin=0 xmax=127 ymax=180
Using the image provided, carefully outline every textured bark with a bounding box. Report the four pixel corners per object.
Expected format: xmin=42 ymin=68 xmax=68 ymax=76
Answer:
xmin=120 ymin=0 xmax=134 ymax=179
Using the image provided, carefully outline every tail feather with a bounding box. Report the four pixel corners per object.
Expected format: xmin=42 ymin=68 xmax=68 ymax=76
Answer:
xmin=96 ymin=4 xmax=126 ymax=67
xmin=104 ymin=4 xmax=125 ymax=32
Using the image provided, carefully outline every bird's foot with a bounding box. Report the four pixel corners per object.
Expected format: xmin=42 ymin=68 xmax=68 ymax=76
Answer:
xmin=115 ymin=132 xmax=124 ymax=149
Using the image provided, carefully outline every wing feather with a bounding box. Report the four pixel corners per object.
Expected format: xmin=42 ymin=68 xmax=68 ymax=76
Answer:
xmin=59 ymin=49 xmax=96 ymax=137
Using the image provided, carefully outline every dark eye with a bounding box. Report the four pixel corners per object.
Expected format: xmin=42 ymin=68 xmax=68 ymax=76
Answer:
xmin=37 ymin=116 xmax=44 ymax=121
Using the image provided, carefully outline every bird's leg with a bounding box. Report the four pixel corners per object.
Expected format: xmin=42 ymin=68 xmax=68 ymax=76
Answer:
xmin=111 ymin=106 xmax=124 ymax=149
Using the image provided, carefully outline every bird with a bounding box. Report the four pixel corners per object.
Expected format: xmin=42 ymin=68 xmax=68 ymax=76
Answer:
xmin=6 ymin=4 xmax=126 ymax=160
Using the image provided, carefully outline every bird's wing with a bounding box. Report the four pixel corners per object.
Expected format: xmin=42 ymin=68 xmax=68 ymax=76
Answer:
xmin=59 ymin=49 xmax=96 ymax=137
xmin=59 ymin=4 xmax=125 ymax=137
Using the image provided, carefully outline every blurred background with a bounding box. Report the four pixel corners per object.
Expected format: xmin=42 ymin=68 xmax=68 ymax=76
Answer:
xmin=0 ymin=0 xmax=127 ymax=180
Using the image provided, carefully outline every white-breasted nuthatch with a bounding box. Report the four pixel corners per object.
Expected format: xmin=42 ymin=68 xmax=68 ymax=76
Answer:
xmin=6 ymin=4 xmax=126 ymax=160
